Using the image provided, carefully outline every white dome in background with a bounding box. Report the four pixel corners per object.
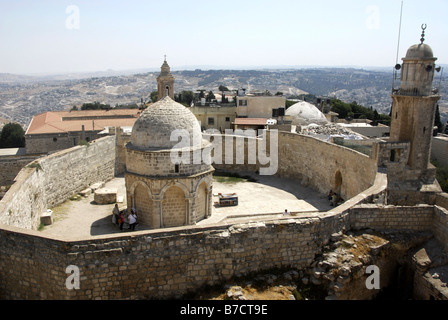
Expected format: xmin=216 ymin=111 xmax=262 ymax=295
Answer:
xmin=285 ymin=101 xmax=328 ymax=126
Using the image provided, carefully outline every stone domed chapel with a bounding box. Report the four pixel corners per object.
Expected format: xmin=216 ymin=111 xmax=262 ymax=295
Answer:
xmin=125 ymin=59 xmax=214 ymax=228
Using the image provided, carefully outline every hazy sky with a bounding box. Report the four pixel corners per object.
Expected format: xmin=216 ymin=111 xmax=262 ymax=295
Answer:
xmin=1 ymin=0 xmax=447 ymax=74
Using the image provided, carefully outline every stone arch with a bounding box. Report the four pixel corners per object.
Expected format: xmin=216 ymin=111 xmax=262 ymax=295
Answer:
xmin=130 ymin=181 xmax=154 ymax=228
xmin=160 ymin=181 xmax=190 ymax=199
xmin=195 ymin=181 xmax=208 ymax=221
xmin=162 ymin=186 xmax=186 ymax=227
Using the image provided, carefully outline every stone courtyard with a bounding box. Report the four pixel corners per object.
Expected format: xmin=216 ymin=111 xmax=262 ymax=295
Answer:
xmin=40 ymin=172 xmax=333 ymax=239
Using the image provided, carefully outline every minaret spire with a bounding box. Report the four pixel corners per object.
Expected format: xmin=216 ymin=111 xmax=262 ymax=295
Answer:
xmin=420 ymin=24 xmax=427 ymax=44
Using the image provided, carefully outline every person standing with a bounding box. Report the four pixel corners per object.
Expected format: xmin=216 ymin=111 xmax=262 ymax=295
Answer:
xmin=128 ymin=209 xmax=137 ymax=231
xmin=112 ymin=204 xmax=119 ymax=224
xmin=118 ymin=211 xmax=125 ymax=231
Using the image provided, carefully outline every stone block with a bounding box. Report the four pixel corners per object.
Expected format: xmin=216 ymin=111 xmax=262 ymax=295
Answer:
xmin=90 ymin=182 xmax=104 ymax=192
xmin=40 ymin=210 xmax=53 ymax=225
xmin=79 ymin=188 xmax=92 ymax=197
xmin=94 ymin=188 xmax=117 ymax=204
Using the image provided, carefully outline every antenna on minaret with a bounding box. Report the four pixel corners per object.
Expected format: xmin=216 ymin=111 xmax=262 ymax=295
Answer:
xmin=392 ymin=1 xmax=404 ymax=93
xmin=395 ymin=1 xmax=404 ymax=65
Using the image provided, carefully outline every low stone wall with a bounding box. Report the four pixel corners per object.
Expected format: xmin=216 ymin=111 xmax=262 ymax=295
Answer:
xmin=349 ymin=204 xmax=435 ymax=232
xmin=0 ymin=212 xmax=347 ymax=299
xmin=1 ymin=201 xmax=445 ymax=300
xmin=436 ymin=193 xmax=448 ymax=211
xmin=433 ymin=206 xmax=448 ymax=249
xmin=0 ymin=136 xmax=116 ymax=229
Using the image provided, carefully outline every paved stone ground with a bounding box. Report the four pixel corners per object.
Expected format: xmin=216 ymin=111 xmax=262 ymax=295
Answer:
xmin=40 ymin=172 xmax=332 ymax=239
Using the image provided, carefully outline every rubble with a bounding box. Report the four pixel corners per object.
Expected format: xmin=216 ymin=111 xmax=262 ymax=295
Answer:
xmin=301 ymin=123 xmax=364 ymax=140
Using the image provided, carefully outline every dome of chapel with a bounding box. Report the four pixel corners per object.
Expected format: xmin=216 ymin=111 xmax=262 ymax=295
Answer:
xmin=130 ymin=96 xmax=202 ymax=150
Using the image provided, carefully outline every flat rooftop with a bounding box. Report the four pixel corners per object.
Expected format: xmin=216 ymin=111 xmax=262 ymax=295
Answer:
xmin=39 ymin=172 xmax=333 ymax=239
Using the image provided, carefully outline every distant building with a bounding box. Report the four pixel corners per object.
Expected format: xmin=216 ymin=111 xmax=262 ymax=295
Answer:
xmin=190 ymin=104 xmax=236 ymax=131
xmin=236 ymin=94 xmax=286 ymax=119
xmin=25 ymin=109 xmax=140 ymax=154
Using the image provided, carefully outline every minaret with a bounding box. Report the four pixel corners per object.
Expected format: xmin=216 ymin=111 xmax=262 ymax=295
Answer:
xmin=157 ymin=56 xmax=175 ymax=101
xmin=390 ymin=25 xmax=440 ymax=174
xmin=387 ymin=25 xmax=442 ymax=204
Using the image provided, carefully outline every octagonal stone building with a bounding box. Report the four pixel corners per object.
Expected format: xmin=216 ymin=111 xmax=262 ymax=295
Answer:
xmin=125 ymin=60 xmax=214 ymax=229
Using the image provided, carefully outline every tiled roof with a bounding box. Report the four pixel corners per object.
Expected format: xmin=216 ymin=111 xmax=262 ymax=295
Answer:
xmin=26 ymin=109 xmax=141 ymax=135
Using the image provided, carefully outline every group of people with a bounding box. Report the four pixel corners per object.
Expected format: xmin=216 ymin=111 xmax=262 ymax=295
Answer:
xmin=112 ymin=204 xmax=138 ymax=231
xmin=328 ymin=190 xmax=342 ymax=206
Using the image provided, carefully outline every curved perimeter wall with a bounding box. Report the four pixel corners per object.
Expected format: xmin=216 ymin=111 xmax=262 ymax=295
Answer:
xmin=2 ymin=196 xmax=448 ymax=299
xmin=210 ymin=131 xmax=378 ymax=201
xmin=0 ymin=136 xmax=116 ymax=229
xmin=5 ymin=131 xmax=443 ymax=299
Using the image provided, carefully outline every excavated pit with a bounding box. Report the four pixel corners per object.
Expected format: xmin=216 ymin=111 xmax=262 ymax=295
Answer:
xmin=190 ymin=229 xmax=447 ymax=300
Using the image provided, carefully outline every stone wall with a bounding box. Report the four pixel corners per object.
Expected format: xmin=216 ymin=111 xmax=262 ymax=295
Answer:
xmin=349 ymin=204 xmax=435 ymax=232
xmin=433 ymin=206 xmax=448 ymax=249
xmin=40 ymin=136 xmax=116 ymax=208
xmin=436 ymin=192 xmax=448 ymax=211
xmin=276 ymin=132 xmax=378 ymax=200
xmin=0 ymin=136 xmax=116 ymax=229
xmin=3 ymin=197 xmax=448 ymax=300
xmin=0 ymin=212 xmax=345 ymax=299
xmin=206 ymin=131 xmax=378 ymax=200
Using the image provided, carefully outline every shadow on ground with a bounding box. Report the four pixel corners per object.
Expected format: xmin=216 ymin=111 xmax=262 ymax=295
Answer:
xmin=90 ymin=215 xmax=151 ymax=236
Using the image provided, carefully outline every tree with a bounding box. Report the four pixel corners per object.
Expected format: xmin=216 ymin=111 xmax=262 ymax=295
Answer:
xmin=175 ymin=90 xmax=194 ymax=105
xmin=218 ymin=85 xmax=229 ymax=92
xmin=197 ymin=89 xmax=206 ymax=99
xmin=206 ymin=90 xmax=215 ymax=102
xmin=150 ymin=91 xmax=158 ymax=102
xmin=0 ymin=123 xmax=25 ymax=148
xmin=80 ymin=101 xmax=111 ymax=110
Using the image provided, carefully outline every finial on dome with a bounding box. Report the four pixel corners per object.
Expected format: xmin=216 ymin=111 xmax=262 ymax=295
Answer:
xmin=420 ymin=24 xmax=427 ymax=44
xmin=164 ymin=54 xmax=167 ymax=62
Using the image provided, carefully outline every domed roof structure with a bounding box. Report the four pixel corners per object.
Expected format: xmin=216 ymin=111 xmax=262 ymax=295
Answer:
xmin=285 ymin=101 xmax=328 ymax=126
xmin=130 ymin=96 xmax=202 ymax=150
xmin=404 ymin=43 xmax=434 ymax=60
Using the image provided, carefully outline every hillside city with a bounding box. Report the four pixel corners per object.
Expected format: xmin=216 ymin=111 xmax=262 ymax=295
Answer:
xmin=1 ymin=67 xmax=447 ymax=130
